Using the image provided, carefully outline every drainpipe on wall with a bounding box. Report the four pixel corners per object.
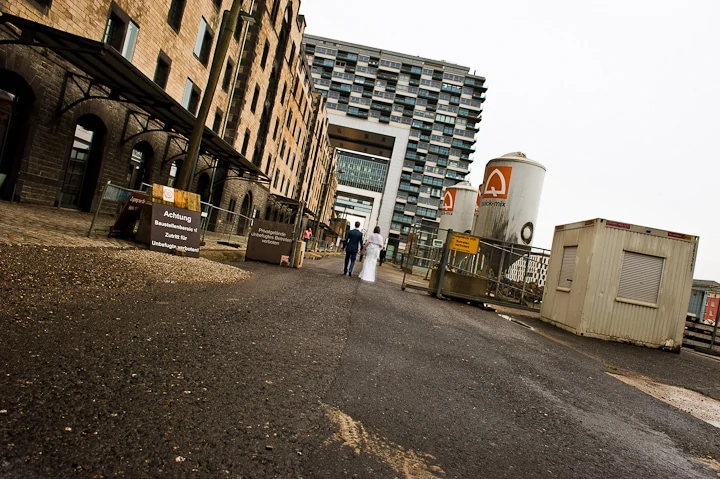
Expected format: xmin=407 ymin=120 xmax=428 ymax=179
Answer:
xmin=206 ymin=0 xmax=256 ymax=209
xmin=175 ymin=0 xmax=254 ymax=192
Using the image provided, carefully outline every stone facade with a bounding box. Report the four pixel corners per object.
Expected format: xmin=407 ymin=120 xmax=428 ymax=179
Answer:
xmin=219 ymin=0 xmax=335 ymax=226
xmin=0 ymin=0 xmax=335 ymax=232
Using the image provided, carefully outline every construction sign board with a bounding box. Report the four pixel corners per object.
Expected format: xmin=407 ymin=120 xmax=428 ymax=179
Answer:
xmin=449 ymin=232 xmax=480 ymax=254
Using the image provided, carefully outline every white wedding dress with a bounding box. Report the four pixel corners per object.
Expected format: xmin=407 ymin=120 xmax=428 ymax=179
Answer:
xmin=359 ymin=233 xmax=384 ymax=283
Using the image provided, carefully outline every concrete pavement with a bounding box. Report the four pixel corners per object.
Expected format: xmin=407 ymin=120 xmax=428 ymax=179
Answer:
xmin=1 ymin=209 xmax=720 ymax=476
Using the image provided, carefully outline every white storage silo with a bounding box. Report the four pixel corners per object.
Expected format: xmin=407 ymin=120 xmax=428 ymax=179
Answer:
xmin=473 ymin=152 xmax=545 ymax=245
xmin=439 ymin=181 xmax=479 ymax=234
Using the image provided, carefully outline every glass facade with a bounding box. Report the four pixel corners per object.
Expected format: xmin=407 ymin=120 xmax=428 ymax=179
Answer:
xmin=336 ymin=150 xmax=389 ymax=193
xmin=303 ymin=35 xmax=486 ymax=240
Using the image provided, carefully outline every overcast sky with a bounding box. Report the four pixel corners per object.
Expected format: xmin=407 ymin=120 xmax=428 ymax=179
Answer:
xmin=300 ymin=0 xmax=720 ymax=280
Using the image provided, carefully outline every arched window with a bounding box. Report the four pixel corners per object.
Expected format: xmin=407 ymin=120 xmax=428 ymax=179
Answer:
xmin=0 ymin=70 xmax=36 ymax=201
xmin=237 ymin=191 xmax=253 ymax=234
xmin=60 ymin=114 xmax=107 ymax=211
xmin=128 ymin=141 xmax=154 ymax=190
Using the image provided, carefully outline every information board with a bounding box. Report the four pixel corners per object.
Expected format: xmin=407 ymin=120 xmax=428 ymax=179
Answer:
xmin=449 ymin=232 xmax=480 ymax=254
xmin=149 ymin=203 xmax=201 ymax=258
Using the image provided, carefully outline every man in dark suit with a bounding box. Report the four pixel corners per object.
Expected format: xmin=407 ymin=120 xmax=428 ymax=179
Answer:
xmin=343 ymin=221 xmax=364 ymax=276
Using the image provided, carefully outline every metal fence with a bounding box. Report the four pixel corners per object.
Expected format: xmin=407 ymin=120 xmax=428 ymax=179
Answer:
xmin=400 ymin=224 xmax=551 ymax=311
xmin=199 ymin=201 xmax=253 ymax=246
xmin=87 ymin=181 xmax=147 ymax=237
xmin=306 ymin=236 xmax=339 ymax=252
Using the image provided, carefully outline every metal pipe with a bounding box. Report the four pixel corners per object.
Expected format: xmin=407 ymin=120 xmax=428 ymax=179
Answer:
xmin=520 ymin=251 xmax=530 ymax=304
xmin=175 ymin=0 xmax=247 ymax=191
xmin=87 ymin=180 xmax=110 ymax=237
xmin=205 ymin=0 xmax=256 ymax=214
xmin=494 ymin=242 xmax=506 ymax=299
xmin=712 ymin=301 xmax=720 ymax=349
xmin=436 ymin=229 xmax=453 ymax=298
xmin=289 ymin=200 xmax=305 ymax=267
xmin=221 ymin=0 xmax=255 ymax=140
xmin=228 ymin=212 xmax=238 ymax=242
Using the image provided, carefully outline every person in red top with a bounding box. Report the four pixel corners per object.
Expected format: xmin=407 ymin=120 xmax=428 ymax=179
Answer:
xmin=302 ymin=227 xmax=312 ymax=244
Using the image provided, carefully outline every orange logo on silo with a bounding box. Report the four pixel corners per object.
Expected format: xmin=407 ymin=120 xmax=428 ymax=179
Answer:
xmin=442 ymin=188 xmax=456 ymax=213
xmin=482 ymin=166 xmax=512 ymax=199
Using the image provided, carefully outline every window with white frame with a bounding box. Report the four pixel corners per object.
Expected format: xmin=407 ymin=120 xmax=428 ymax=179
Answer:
xmin=104 ymin=5 xmax=139 ymax=61
xmin=181 ymin=78 xmax=201 ymax=115
xmin=558 ymin=246 xmax=577 ymax=290
xmin=194 ymin=17 xmax=214 ymax=66
xmin=617 ymin=251 xmax=664 ymax=305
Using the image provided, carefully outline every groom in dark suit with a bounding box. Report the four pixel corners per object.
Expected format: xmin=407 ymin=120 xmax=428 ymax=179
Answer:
xmin=343 ymin=221 xmax=364 ymax=277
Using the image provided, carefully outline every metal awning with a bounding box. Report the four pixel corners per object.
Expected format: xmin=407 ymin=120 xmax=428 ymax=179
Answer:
xmin=269 ymin=194 xmax=301 ymax=207
xmin=0 ymin=12 xmax=266 ymax=179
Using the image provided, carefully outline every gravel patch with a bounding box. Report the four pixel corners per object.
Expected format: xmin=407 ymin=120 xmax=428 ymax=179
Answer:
xmin=107 ymin=249 xmax=251 ymax=284
xmin=0 ymin=245 xmax=250 ymax=320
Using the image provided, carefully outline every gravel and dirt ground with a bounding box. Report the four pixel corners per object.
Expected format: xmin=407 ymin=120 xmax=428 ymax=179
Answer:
xmin=2 ymin=245 xmax=720 ymax=478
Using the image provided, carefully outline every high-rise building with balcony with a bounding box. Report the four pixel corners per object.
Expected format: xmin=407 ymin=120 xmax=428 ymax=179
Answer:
xmin=302 ymin=34 xmax=486 ymax=255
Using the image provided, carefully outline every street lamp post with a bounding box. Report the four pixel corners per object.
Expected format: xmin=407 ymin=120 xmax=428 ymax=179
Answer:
xmin=175 ymin=1 xmax=255 ymax=192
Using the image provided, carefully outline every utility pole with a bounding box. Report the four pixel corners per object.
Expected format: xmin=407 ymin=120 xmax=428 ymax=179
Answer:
xmin=175 ymin=0 xmax=254 ymax=192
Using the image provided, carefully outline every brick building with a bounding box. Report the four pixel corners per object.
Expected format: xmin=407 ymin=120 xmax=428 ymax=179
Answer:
xmin=704 ymin=292 xmax=720 ymax=324
xmin=0 ymin=0 xmax=336 ymax=234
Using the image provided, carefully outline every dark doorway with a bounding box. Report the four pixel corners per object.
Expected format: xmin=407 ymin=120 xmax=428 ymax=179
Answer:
xmin=128 ymin=141 xmax=153 ymax=190
xmin=0 ymin=71 xmax=36 ymax=201
xmin=196 ymin=172 xmax=211 ymax=203
xmin=237 ymin=191 xmax=253 ymax=234
xmin=60 ymin=114 xmax=107 ymax=211
xmin=196 ymin=172 xmax=217 ymax=230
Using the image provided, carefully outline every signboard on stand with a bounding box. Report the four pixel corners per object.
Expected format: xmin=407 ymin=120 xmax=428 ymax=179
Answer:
xmin=246 ymin=219 xmax=295 ymax=264
xmin=135 ymin=184 xmax=202 ymax=257
xmin=149 ymin=203 xmax=201 ymax=257
xmin=109 ymin=191 xmax=150 ymax=238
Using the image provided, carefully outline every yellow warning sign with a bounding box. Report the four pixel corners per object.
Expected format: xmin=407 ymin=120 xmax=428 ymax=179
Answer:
xmin=449 ymin=233 xmax=480 ymax=254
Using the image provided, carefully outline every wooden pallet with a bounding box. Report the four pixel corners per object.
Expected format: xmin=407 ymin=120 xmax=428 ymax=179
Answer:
xmin=683 ymin=320 xmax=720 ymax=354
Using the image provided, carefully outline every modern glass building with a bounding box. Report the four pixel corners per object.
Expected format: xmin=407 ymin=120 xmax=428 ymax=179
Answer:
xmin=333 ymin=148 xmax=389 ymax=233
xmin=302 ymin=34 xmax=486 ymax=249
xmin=336 ymin=149 xmax=389 ymax=192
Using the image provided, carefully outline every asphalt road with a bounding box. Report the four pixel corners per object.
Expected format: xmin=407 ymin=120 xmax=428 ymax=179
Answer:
xmin=2 ymin=249 xmax=719 ymax=478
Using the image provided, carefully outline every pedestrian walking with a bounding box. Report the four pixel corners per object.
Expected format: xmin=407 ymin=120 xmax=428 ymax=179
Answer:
xmin=379 ymin=247 xmax=387 ymax=266
xmin=359 ymin=226 xmax=384 ymax=283
xmin=343 ymin=221 xmax=363 ymax=277
xmin=302 ymin=227 xmax=312 ymax=245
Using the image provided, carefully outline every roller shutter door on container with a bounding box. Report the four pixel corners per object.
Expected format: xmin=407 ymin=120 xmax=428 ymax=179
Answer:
xmin=558 ymin=246 xmax=577 ymax=289
xmin=617 ymin=251 xmax=664 ymax=304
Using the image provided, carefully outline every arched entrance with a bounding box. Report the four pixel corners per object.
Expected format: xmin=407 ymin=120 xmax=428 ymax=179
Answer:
xmin=60 ymin=114 xmax=107 ymax=211
xmin=128 ymin=141 xmax=153 ymax=190
xmin=237 ymin=191 xmax=253 ymax=234
xmin=0 ymin=70 xmax=36 ymax=201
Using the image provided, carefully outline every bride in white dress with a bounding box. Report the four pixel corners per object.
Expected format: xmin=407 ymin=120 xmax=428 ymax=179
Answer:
xmin=359 ymin=226 xmax=384 ymax=283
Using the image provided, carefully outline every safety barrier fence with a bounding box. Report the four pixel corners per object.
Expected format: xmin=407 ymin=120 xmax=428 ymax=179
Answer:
xmin=400 ymin=225 xmax=550 ymax=312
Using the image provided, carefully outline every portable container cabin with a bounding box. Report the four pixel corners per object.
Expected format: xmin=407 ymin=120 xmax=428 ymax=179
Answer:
xmin=540 ymin=219 xmax=698 ymax=351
